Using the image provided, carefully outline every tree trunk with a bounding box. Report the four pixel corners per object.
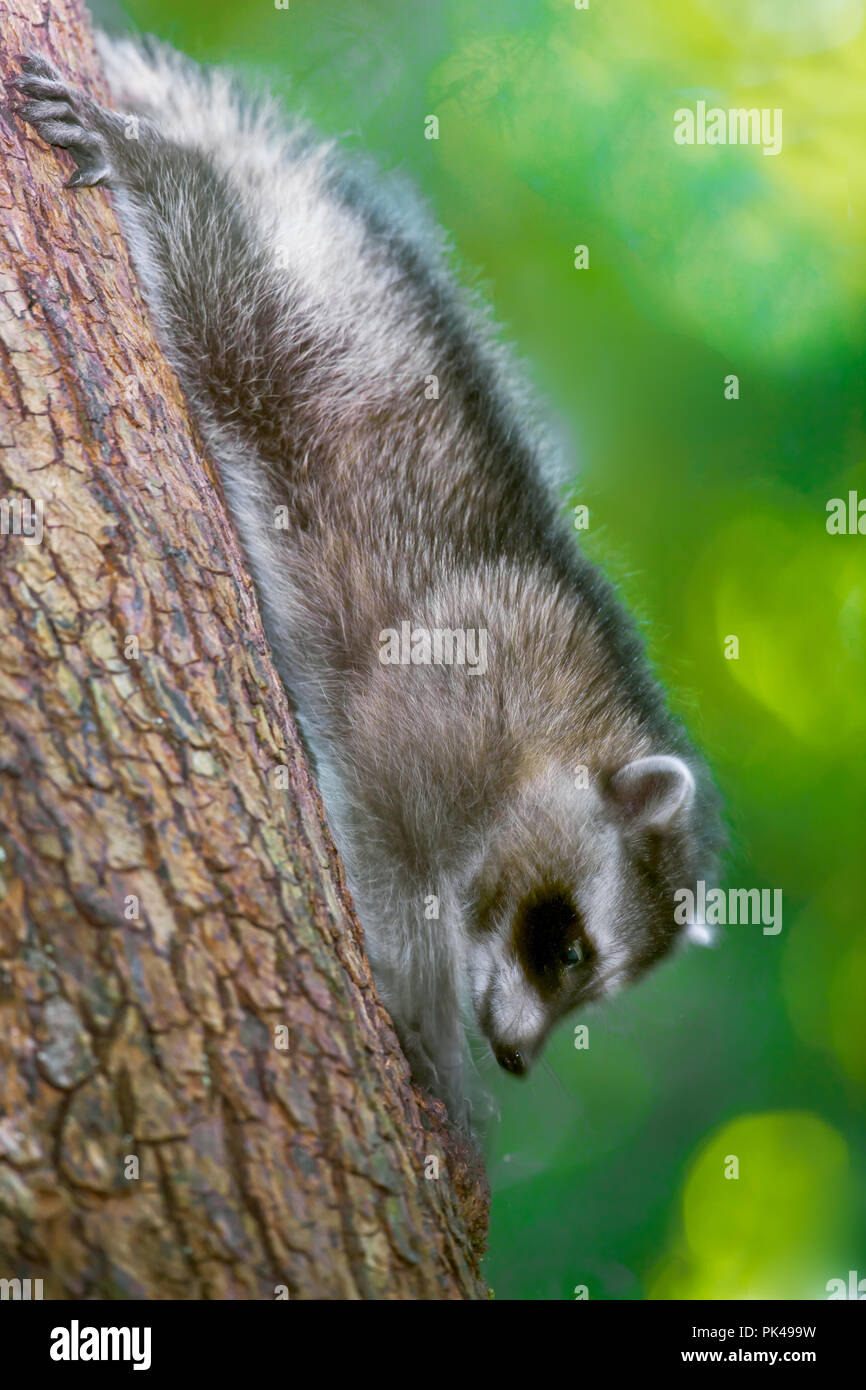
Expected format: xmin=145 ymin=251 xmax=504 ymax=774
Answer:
xmin=0 ymin=0 xmax=489 ymax=1300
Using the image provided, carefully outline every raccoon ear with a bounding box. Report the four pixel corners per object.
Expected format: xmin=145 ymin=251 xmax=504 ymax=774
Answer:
xmin=605 ymin=754 xmax=695 ymax=835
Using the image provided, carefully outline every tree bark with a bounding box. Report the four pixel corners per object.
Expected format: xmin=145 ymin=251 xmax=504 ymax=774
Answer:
xmin=0 ymin=0 xmax=488 ymax=1300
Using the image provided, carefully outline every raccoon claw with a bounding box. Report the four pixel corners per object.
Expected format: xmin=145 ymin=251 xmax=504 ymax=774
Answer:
xmin=11 ymin=54 xmax=111 ymax=187
xmin=16 ymin=53 xmax=59 ymax=80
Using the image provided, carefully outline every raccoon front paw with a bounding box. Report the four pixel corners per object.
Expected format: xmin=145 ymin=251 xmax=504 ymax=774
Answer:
xmin=11 ymin=54 xmax=111 ymax=187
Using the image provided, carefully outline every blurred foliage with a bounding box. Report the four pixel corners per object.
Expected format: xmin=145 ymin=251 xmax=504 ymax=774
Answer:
xmin=91 ymin=0 xmax=866 ymax=1299
xmin=649 ymin=1112 xmax=850 ymax=1299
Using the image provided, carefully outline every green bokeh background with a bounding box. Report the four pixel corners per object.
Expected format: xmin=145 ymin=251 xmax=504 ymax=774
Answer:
xmin=90 ymin=0 xmax=866 ymax=1299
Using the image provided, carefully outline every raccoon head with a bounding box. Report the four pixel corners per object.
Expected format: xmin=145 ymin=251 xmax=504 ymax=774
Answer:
xmin=466 ymin=754 xmax=705 ymax=1077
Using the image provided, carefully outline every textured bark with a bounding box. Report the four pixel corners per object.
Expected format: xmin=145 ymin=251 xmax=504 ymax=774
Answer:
xmin=0 ymin=0 xmax=488 ymax=1299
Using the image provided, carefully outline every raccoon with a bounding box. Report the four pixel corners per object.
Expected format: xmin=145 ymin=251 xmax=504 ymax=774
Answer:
xmin=12 ymin=40 xmax=722 ymax=1128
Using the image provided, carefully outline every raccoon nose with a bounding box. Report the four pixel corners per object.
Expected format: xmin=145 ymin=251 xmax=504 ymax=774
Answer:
xmin=496 ymin=1047 xmax=525 ymax=1076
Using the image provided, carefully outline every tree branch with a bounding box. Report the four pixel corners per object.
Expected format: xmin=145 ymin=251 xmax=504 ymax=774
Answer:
xmin=0 ymin=0 xmax=489 ymax=1299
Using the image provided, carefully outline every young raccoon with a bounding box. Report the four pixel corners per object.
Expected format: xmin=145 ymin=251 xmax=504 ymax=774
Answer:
xmin=13 ymin=41 xmax=722 ymax=1128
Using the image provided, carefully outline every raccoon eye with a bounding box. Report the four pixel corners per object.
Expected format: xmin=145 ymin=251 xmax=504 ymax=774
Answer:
xmin=516 ymin=889 xmax=587 ymax=988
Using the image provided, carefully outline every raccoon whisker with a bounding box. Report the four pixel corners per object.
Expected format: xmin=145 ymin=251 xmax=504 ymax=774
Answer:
xmin=540 ymin=1055 xmax=579 ymax=1105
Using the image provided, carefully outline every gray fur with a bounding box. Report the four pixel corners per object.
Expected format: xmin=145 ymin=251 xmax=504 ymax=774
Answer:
xmin=13 ymin=41 xmax=723 ymax=1129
